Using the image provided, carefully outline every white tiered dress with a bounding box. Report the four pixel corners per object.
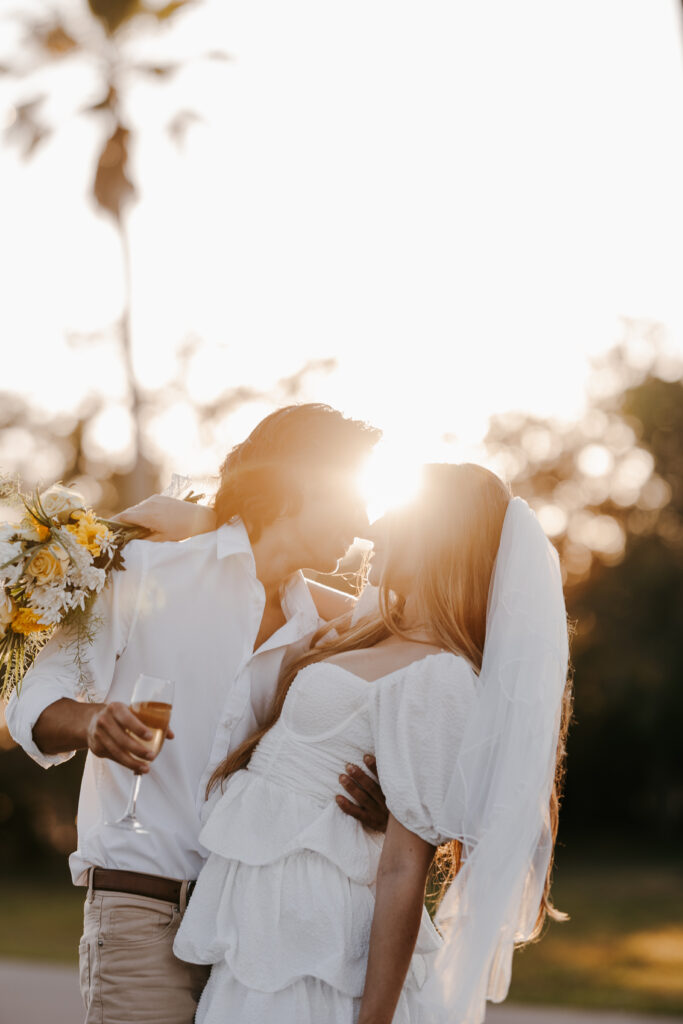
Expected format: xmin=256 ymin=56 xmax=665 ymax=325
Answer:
xmin=173 ymin=651 xmax=476 ymax=1024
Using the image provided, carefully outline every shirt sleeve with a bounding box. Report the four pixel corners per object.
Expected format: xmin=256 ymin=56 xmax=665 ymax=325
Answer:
xmin=5 ymin=540 xmax=148 ymax=769
xmin=369 ymin=652 xmax=477 ymax=846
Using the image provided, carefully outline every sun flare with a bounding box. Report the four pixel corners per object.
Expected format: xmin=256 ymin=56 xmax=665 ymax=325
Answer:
xmin=357 ymin=441 xmax=426 ymax=525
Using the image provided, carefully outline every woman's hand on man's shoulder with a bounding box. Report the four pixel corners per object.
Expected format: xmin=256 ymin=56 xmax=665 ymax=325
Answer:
xmin=113 ymin=495 xmax=216 ymax=542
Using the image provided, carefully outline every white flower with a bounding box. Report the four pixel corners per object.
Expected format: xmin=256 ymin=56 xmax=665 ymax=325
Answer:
xmin=98 ymin=533 xmax=115 ymax=557
xmin=26 ymin=583 xmax=68 ymax=626
xmin=0 ymin=523 xmax=21 ymax=543
xmin=0 ymin=539 xmax=23 ymax=573
xmin=55 ymin=532 xmax=105 ymax=595
xmin=80 ymin=565 xmax=106 ymax=593
xmin=67 ymin=589 xmax=89 ymax=612
xmin=0 ymin=587 xmax=14 ymax=638
xmin=16 ymin=519 xmax=45 ymax=543
xmin=39 ymin=484 xmax=86 ymax=524
xmin=0 ymin=561 xmax=22 ymax=586
xmin=56 ymin=528 xmax=92 ymax=575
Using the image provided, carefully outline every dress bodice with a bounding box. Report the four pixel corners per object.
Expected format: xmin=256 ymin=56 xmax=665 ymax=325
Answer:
xmin=247 ymin=663 xmax=374 ymax=807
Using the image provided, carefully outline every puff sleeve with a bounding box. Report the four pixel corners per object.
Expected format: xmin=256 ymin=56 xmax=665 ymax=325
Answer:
xmin=369 ymin=652 xmax=477 ymax=846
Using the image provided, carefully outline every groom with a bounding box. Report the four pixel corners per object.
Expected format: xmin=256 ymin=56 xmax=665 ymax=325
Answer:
xmin=6 ymin=403 xmax=387 ymax=1024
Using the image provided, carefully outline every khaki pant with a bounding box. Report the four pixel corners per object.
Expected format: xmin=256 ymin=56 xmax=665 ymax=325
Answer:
xmin=78 ymin=881 xmax=210 ymax=1024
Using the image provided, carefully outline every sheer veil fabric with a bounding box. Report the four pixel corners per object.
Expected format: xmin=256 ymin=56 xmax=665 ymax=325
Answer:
xmin=420 ymin=497 xmax=569 ymax=1023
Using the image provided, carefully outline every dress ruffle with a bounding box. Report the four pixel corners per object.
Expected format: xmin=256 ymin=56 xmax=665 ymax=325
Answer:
xmin=194 ymin=961 xmax=431 ymax=1024
xmin=199 ymin=769 xmax=384 ymax=884
xmin=174 ymin=770 xmax=442 ymax=1000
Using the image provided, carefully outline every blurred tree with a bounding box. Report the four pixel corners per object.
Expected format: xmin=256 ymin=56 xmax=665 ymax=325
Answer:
xmin=486 ymin=327 xmax=683 ymax=839
xmin=1 ymin=0 xmax=231 ymax=503
xmin=0 ymin=350 xmax=338 ymax=508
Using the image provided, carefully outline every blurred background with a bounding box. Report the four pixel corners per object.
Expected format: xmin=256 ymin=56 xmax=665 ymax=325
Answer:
xmin=1 ymin=0 xmax=682 ymax=1017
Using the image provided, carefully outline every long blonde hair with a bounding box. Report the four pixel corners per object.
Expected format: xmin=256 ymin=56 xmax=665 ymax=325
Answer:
xmin=208 ymin=462 xmax=572 ymax=942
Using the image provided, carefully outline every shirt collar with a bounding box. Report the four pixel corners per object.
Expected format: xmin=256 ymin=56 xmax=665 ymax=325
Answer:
xmin=255 ymin=574 xmax=322 ymax=655
xmin=281 ymin=569 xmax=321 ymax=624
xmin=215 ymin=518 xmax=254 ymax=561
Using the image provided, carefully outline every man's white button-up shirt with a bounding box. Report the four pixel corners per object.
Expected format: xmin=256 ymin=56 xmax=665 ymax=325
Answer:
xmin=6 ymin=520 xmax=323 ymax=884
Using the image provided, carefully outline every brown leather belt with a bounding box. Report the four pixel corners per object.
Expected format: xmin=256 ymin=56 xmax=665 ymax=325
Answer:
xmin=91 ymin=868 xmax=196 ymax=905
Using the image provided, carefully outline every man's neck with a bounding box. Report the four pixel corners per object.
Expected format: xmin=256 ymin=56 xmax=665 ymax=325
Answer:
xmin=250 ymin=523 xmax=302 ymax=599
xmin=248 ymin=522 xmax=304 ymax=651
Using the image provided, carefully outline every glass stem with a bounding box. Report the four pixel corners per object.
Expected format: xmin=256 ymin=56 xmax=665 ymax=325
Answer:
xmin=124 ymin=773 xmax=143 ymax=821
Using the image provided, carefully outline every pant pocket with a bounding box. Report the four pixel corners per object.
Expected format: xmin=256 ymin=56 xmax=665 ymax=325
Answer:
xmin=78 ymin=937 xmax=91 ymax=1011
xmin=108 ymin=902 xmax=178 ymax=947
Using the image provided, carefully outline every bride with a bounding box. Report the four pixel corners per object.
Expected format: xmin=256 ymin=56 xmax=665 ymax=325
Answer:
xmin=130 ymin=462 xmax=571 ymax=1024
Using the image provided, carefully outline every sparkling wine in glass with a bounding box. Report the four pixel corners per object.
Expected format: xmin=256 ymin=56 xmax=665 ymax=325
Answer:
xmin=109 ymin=674 xmax=174 ymax=833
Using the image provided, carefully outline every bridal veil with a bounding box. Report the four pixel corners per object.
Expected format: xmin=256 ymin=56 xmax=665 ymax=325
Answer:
xmin=421 ymin=496 xmax=570 ymax=1023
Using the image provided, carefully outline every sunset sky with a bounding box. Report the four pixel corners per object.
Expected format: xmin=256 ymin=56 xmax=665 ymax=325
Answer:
xmin=1 ymin=0 xmax=682 ymax=515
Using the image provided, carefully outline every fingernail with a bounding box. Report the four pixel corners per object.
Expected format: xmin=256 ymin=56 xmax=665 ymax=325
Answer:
xmin=364 ymin=755 xmax=372 ymax=764
xmin=346 ymin=764 xmax=356 ymax=775
xmin=340 ymin=774 xmax=348 ymax=783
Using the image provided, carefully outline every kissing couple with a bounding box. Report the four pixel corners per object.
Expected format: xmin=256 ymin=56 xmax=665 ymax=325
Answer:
xmin=7 ymin=402 xmax=571 ymax=1024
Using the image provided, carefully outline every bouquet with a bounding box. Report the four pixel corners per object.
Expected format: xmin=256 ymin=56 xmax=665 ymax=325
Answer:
xmin=0 ymin=479 xmax=147 ymax=702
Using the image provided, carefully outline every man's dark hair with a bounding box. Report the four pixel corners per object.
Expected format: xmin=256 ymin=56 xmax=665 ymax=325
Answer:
xmin=213 ymin=403 xmax=381 ymax=541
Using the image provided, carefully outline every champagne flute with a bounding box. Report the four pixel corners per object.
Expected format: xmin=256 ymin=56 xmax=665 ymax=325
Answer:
xmin=108 ymin=674 xmax=174 ymax=833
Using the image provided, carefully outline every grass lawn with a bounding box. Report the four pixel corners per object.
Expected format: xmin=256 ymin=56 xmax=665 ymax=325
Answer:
xmin=1 ymin=847 xmax=681 ymax=1015
xmin=0 ymin=875 xmax=83 ymax=964
xmin=507 ymin=846 xmax=683 ymax=1016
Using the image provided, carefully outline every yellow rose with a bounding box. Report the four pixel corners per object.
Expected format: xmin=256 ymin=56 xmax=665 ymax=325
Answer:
xmin=11 ymin=607 xmax=51 ymax=635
xmin=0 ymin=589 xmax=14 ymax=639
xmin=39 ymin=484 xmax=86 ymax=524
xmin=26 ymin=542 xmax=68 ymax=586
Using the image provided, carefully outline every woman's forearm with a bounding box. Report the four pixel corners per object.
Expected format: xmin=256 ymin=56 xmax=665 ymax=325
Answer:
xmin=357 ymin=816 xmax=435 ymax=1024
xmin=114 ymin=495 xmax=216 ymax=541
xmin=357 ymin=866 xmax=427 ymax=1024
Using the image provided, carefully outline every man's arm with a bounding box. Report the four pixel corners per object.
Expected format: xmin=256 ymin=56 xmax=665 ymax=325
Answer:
xmin=31 ymin=697 xmax=168 ymax=773
xmin=357 ymin=814 xmax=435 ymax=1024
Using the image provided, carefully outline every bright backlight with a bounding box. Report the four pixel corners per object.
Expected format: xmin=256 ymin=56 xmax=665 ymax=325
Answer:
xmin=358 ymin=442 xmax=425 ymax=523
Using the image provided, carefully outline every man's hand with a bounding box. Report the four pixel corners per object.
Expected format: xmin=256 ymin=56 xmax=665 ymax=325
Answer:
xmin=336 ymin=754 xmax=388 ymax=832
xmin=86 ymin=703 xmax=175 ymax=772
xmin=32 ymin=697 xmax=176 ymax=765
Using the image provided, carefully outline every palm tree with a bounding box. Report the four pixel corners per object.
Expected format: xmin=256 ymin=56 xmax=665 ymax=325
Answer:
xmin=2 ymin=0 xmax=230 ymax=503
